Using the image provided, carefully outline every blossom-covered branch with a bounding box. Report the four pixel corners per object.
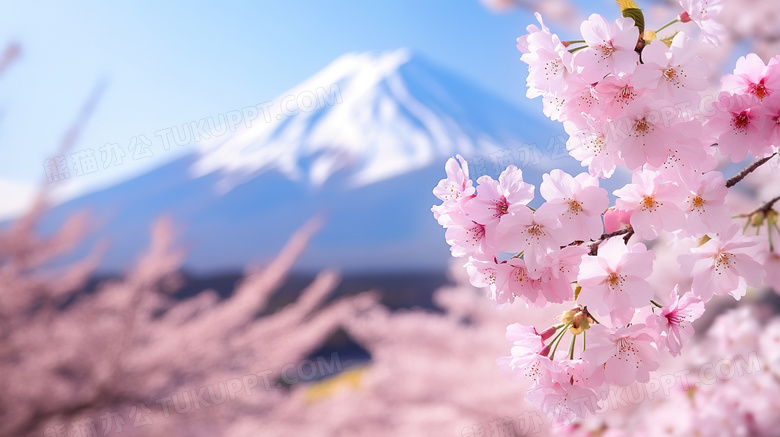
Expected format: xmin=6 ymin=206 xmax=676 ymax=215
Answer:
xmin=431 ymin=0 xmax=778 ymax=423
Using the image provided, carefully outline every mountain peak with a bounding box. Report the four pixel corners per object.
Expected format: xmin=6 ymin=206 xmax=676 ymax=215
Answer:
xmin=192 ymin=48 xmax=547 ymax=191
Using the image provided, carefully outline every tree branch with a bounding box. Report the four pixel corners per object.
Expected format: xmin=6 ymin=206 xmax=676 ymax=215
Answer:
xmin=739 ymin=194 xmax=780 ymax=218
xmin=725 ymin=152 xmax=778 ymax=188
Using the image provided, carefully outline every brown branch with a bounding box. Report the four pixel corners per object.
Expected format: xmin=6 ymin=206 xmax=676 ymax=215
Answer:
xmin=562 ymin=226 xmax=634 ymax=256
xmin=738 ymin=194 xmax=780 ymax=218
xmin=725 ymin=152 xmax=778 ymax=188
xmin=588 ymin=227 xmax=634 ymax=255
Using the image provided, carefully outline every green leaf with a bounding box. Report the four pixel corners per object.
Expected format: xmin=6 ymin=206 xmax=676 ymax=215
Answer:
xmin=622 ymin=7 xmax=645 ymax=37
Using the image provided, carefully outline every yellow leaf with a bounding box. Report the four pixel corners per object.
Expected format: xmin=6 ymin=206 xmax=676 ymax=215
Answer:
xmin=616 ymin=0 xmax=639 ymax=11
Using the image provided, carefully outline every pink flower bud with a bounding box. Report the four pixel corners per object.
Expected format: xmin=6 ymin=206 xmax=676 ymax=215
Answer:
xmin=539 ymin=326 xmax=558 ymax=341
xmin=678 ymin=11 xmax=692 ymax=23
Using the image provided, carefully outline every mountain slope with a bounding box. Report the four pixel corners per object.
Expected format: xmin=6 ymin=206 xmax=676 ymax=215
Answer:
xmin=39 ymin=49 xmax=575 ymax=273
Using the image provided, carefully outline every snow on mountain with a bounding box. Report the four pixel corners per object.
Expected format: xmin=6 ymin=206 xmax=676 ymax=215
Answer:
xmin=35 ymin=49 xmax=575 ymax=273
xmin=192 ymin=48 xmax=557 ymax=191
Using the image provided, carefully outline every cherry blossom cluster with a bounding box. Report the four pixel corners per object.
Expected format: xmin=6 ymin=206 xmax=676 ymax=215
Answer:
xmin=432 ymin=0 xmax=779 ymax=423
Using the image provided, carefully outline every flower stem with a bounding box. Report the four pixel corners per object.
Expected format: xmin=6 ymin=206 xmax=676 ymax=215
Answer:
xmin=656 ymin=19 xmax=679 ymax=33
xmin=650 ymin=300 xmax=663 ymax=308
xmin=549 ymin=322 xmax=572 ymax=360
xmin=582 ymin=330 xmax=587 ymax=352
xmin=569 ymin=335 xmax=577 ymax=360
xmin=568 ymin=45 xmax=589 ymax=54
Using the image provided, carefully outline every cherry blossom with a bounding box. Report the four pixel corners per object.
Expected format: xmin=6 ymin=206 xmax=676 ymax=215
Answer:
xmin=721 ymin=53 xmax=780 ymax=101
xmin=678 ymin=225 xmax=766 ymax=301
xmin=593 ymin=73 xmax=645 ymax=117
xmin=497 ymin=323 xmax=559 ymax=385
xmin=526 ymin=359 xmax=604 ymax=424
xmin=443 ymin=213 xmax=491 ymax=259
xmin=493 ymin=257 xmax=547 ymax=306
xmin=614 ymin=169 xmax=685 ymax=240
xmin=678 ymin=0 xmax=727 ymax=46
xmin=431 ymin=2 xmax=780 ymax=424
xmin=577 ymin=237 xmax=655 ymax=325
xmin=675 ymin=170 xmax=730 ymax=236
xmin=468 ymin=166 xmax=535 ymax=228
xmin=517 ymin=13 xmax=574 ymax=99
xmin=574 ymin=14 xmax=640 ymax=82
xmin=465 ymin=257 xmax=512 ymax=305
xmin=432 ymin=154 xmax=474 ymax=226
xmin=707 ymin=91 xmax=766 ymax=162
xmin=496 ymin=203 xmax=566 ymax=277
xmin=564 ymin=118 xmax=623 ymax=178
xmin=582 ymin=324 xmax=661 ymax=386
xmin=646 ymin=286 xmax=705 ymax=356
xmin=607 ymin=97 xmax=700 ymax=170
xmin=539 ymin=169 xmax=609 ymax=242
xmin=632 ymin=33 xmax=708 ymax=101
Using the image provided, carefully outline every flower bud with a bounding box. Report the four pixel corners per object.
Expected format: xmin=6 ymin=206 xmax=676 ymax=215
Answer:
xmin=678 ymin=11 xmax=692 ymax=23
xmin=561 ymin=307 xmax=593 ymax=335
xmin=750 ymin=211 xmax=765 ymax=227
xmin=539 ymin=325 xmax=558 ymax=341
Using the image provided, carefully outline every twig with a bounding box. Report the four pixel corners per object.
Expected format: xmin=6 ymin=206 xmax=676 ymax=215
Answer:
xmin=725 ymin=153 xmax=778 ymax=188
xmin=739 ymin=194 xmax=780 ymax=218
xmin=587 ymin=227 xmax=634 ymax=255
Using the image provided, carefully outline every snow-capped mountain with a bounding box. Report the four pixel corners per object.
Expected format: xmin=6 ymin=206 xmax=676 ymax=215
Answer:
xmin=39 ymin=49 xmax=575 ymax=273
xmin=193 ymin=49 xmax=549 ymax=190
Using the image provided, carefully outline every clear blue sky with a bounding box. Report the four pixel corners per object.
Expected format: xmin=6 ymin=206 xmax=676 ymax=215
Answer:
xmin=0 ymin=0 xmax=621 ymax=214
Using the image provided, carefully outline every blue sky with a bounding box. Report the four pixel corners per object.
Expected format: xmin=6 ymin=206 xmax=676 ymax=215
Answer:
xmin=0 ymin=0 xmax=623 ymax=215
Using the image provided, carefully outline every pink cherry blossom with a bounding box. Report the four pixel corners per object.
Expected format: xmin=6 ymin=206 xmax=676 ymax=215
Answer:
xmin=432 ymin=155 xmax=474 ymax=202
xmin=517 ymin=13 xmax=574 ymax=99
xmin=593 ymin=74 xmax=645 ymax=118
xmin=497 ymin=323 xmax=559 ymax=385
xmin=564 ymin=118 xmax=623 ymax=178
xmin=443 ymin=212 xmax=492 ymax=259
xmin=614 ymin=169 xmax=686 ymax=240
xmin=721 ymin=53 xmax=780 ymax=101
xmin=678 ymin=0 xmax=726 ymax=46
xmin=582 ymin=324 xmax=661 ymax=386
xmin=646 ymin=286 xmax=705 ymax=356
xmin=495 ymin=203 xmax=566 ymax=277
xmin=432 ymin=155 xmax=475 ymax=227
xmin=465 ymin=257 xmax=514 ymax=306
xmin=526 ymin=359 xmax=604 ymax=424
xmin=632 ymin=33 xmax=708 ymax=101
xmin=707 ymin=91 xmax=766 ymax=162
xmin=575 ymin=14 xmax=640 ymax=82
xmin=675 ymin=170 xmax=731 ymax=236
xmin=467 ymin=165 xmax=534 ymax=227
xmin=678 ymin=225 xmax=766 ymax=301
xmin=558 ymin=75 xmax=603 ymax=125
xmin=607 ymin=97 xmax=701 ymax=170
xmin=493 ymin=257 xmax=547 ymax=306
xmin=577 ymin=237 xmax=655 ymax=326
xmin=653 ymin=134 xmax=717 ymax=178
xmin=539 ymin=169 xmax=609 ymax=242
xmin=757 ymin=94 xmax=780 ymax=147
